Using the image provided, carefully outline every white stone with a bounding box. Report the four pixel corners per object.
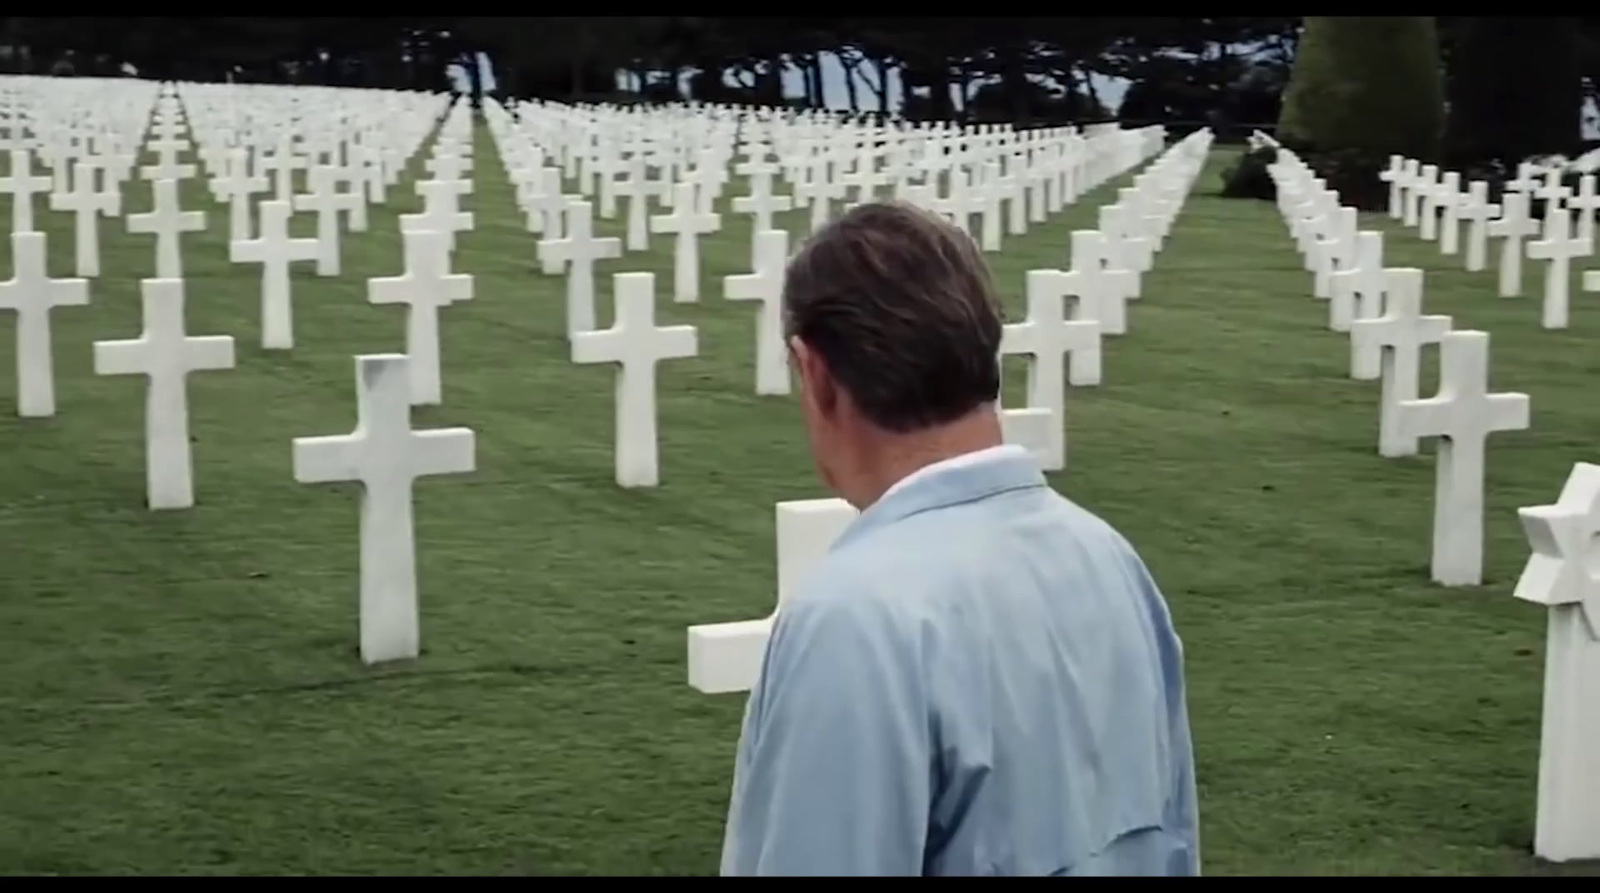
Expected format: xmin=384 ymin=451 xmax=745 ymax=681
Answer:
xmin=540 ymin=199 xmax=621 ymax=336
xmin=0 ymin=231 xmax=88 ymax=417
xmin=1415 ymin=164 xmax=1440 ymax=237
xmin=650 ymin=182 xmax=720 ymax=302
xmin=686 ymin=497 xmax=859 ymax=694
xmin=400 ymin=179 xmax=474 ymax=255
xmin=1436 ymin=172 xmax=1463 ymax=255
xmin=723 ymin=228 xmax=791 ymax=396
xmin=1489 ymin=190 xmax=1540 ymax=298
xmin=1078 ymin=229 xmax=1137 ymax=335
xmin=48 ymin=159 xmax=120 ymax=278
xmin=293 ymin=166 xmax=356 ymax=277
xmin=215 ymin=147 xmax=267 ymax=243
xmin=1513 ymin=461 xmax=1600 ymax=863
xmin=998 ymin=377 xmax=1055 ymax=468
xmin=293 ymin=354 xmax=476 ymax=665
xmin=126 ymin=178 xmax=205 ymax=279
xmin=1400 ymin=158 xmax=1422 ymax=225
xmin=1315 ymin=207 xmax=1358 ymax=309
xmin=0 ymin=148 xmax=51 ymax=232
xmin=368 ymin=229 xmax=473 ymax=406
xmin=1330 ymin=230 xmax=1386 ymax=350
xmin=1001 ymin=269 xmax=1103 ymax=471
xmin=1570 ymin=175 xmax=1600 ymax=245
xmin=1349 ymin=268 xmax=1451 ymax=457
xmin=731 ymin=172 xmax=793 ymax=266
xmin=1526 ymin=208 xmax=1592 ymax=330
xmin=229 ymin=200 xmax=319 ymax=350
xmin=571 ymin=272 xmax=697 ymax=488
xmin=1395 ymin=330 xmax=1529 ymax=587
xmin=1457 ymin=181 xmax=1500 ymax=273
xmin=1377 ymin=155 xmax=1405 ymax=218
xmin=93 ymin=279 xmax=234 ymax=510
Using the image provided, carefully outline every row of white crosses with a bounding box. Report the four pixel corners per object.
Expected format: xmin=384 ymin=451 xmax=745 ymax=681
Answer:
xmin=1274 ymin=141 xmax=1600 ymax=864
xmin=486 ymin=99 xmax=1170 ymax=336
xmin=4 ymin=75 xmax=470 ymax=668
xmin=1377 ymin=153 xmax=1600 ymax=329
xmin=996 ymin=129 xmax=1214 ymax=473
xmin=479 ymin=96 xmax=1179 ymax=496
xmin=292 ymin=106 xmax=482 ymax=665
xmin=685 ymin=129 xmax=1215 ymax=698
xmin=1266 ymin=144 xmax=1530 ymax=590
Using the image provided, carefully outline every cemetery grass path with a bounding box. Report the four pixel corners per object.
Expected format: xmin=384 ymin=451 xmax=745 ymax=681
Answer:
xmin=0 ymin=137 xmax=1595 ymax=876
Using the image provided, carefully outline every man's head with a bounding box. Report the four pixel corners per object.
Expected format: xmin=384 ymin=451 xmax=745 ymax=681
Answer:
xmin=783 ymin=201 xmax=1004 ymax=502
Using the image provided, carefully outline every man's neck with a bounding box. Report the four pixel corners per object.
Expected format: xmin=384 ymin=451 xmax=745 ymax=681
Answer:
xmin=847 ymin=409 xmax=1004 ymax=509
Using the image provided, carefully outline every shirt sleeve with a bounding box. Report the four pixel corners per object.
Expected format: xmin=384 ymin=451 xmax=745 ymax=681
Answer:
xmin=720 ymin=584 xmax=932 ymax=876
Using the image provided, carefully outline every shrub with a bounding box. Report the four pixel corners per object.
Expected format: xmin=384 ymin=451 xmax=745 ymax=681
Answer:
xmin=1219 ymin=146 xmax=1279 ymax=201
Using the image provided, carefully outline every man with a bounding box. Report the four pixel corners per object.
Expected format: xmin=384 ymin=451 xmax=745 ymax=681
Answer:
xmin=719 ymin=202 xmax=1199 ymax=877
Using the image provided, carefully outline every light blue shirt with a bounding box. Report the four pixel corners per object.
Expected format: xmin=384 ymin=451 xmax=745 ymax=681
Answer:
xmin=720 ymin=447 xmax=1199 ymax=876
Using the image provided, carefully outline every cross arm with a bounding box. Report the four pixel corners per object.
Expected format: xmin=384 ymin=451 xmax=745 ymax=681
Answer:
xmin=1392 ymin=395 xmax=1451 ymax=440
xmin=293 ymin=434 xmax=364 ymax=485
xmin=367 ymin=276 xmax=416 ymax=306
xmin=228 ymin=238 xmax=262 ymax=264
xmin=570 ymin=328 xmax=619 ymax=365
xmin=724 ymin=271 xmax=767 ymax=302
xmin=186 ymin=336 xmax=236 ymax=372
xmin=92 ymin=339 xmax=150 ymax=377
xmin=409 ymin=428 xmax=477 ymax=478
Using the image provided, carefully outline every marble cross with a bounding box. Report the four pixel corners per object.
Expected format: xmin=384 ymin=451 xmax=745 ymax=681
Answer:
xmin=293 ymin=355 xmax=477 ymax=665
xmin=93 ymin=278 xmax=234 ymax=510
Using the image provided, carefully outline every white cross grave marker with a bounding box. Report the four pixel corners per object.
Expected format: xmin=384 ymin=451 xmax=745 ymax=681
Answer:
xmin=686 ymin=497 xmax=859 ymax=694
xmin=229 ymin=200 xmax=320 ymax=350
xmin=0 ymin=231 xmax=89 ymax=417
xmin=126 ymin=178 xmax=205 ymax=279
xmin=1000 ymin=269 xmax=1103 ymax=472
xmin=93 ymin=278 xmax=234 ymax=510
xmin=369 ymin=229 xmax=473 ymax=406
xmin=1061 ymin=230 xmax=1122 ymax=339
xmin=1 ymin=148 xmax=51 ymax=232
xmin=1569 ymin=174 xmax=1600 ymax=245
xmin=1378 ymin=155 xmax=1405 ymax=219
xmin=215 ymin=147 xmax=267 ymax=243
xmin=649 ymin=182 xmax=720 ymax=303
xmin=1330 ymin=230 xmax=1387 ymax=350
xmin=1513 ymin=461 xmax=1600 ymax=863
xmin=48 ymin=159 xmax=120 ymax=277
xmin=1457 ymin=181 xmax=1500 ymax=273
xmin=292 ymin=354 xmax=477 ymax=665
xmin=1527 ymin=207 xmax=1592 ymax=329
xmin=1349 ymin=268 xmax=1452 ymax=457
xmin=540 ymin=199 xmax=621 ymax=336
xmin=401 ymin=179 xmax=474 ymax=255
xmin=1489 ymin=190 xmax=1541 ymax=298
xmin=1436 ymin=172 xmax=1463 ymax=255
xmin=724 ymin=228 xmax=790 ymax=396
xmin=571 ymin=272 xmax=698 ymax=488
xmin=1395 ymin=330 xmax=1529 ymax=587
xmin=294 ymin=166 xmax=352 ymax=277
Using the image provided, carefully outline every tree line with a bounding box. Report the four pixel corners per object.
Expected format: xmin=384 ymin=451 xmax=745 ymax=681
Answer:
xmin=4 ymin=17 xmax=1600 ymax=136
xmin=0 ymin=17 xmax=1298 ymax=125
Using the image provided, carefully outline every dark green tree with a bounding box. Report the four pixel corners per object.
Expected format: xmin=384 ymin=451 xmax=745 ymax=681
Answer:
xmin=1275 ymin=16 xmax=1444 ymax=209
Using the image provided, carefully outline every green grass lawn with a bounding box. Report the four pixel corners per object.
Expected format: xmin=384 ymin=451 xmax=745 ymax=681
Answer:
xmin=1 ymin=131 xmax=1597 ymax=876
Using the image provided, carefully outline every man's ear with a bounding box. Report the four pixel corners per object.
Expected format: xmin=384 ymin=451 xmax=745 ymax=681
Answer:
xmin=789 ymin=336 xmax=837 ymax=416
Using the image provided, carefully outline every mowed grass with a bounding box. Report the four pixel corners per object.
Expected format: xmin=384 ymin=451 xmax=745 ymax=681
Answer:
xmin=0 ymin=127 xmax=1597 ymax=876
